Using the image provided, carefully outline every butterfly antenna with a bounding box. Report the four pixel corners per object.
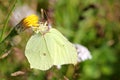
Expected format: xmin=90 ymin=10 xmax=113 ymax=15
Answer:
xmin=41 ymin=9 xmax=49 ymax=22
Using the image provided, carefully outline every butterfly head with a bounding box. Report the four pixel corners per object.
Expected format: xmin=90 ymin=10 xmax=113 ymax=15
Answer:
xmin=31 ymin=21 xmax=51 ymax=34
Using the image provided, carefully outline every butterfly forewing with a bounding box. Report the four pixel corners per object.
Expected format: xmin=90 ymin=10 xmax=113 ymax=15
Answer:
xmin=44 ymin=28 xmax=78 ymax=65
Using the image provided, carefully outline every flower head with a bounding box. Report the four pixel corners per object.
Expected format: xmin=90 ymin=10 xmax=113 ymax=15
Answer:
xmin=22 ymin=14 xmax=39 ymax=28
xmin=10 ymin=5 xmax=36 ymax=27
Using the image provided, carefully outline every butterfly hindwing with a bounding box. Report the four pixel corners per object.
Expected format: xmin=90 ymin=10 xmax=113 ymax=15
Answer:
xmin=25 ymin=33 xmax=53 ymax=70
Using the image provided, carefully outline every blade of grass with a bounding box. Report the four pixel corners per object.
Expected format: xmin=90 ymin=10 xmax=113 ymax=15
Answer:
xmin=0 ymin=0 xmax=17 ymax=42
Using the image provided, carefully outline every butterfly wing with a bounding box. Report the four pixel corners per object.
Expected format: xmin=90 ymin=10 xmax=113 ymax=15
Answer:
xmin=44 ymin=28 xmax=77 ymax=65
xmin=25 ymin=33 xmax=53 ymax=70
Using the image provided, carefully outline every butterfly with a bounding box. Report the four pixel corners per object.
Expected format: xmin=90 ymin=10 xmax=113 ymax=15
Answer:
xmin=25 ymin=22 xmax=78 ymax=70
xmin=9 ymin=7 xmax=91 ymax=70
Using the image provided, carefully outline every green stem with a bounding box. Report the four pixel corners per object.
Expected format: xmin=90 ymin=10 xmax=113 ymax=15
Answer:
xmin=66 ymin=65 xmax=75 ymax=79
xmin=0 ymin=0 xmax=17 ymax=42
xmin=0 ymin=27 xmax=17 ymax=44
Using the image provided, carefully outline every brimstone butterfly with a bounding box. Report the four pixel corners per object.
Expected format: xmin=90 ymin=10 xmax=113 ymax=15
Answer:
xmin=25 ymin=22 xmax=78 ymax=70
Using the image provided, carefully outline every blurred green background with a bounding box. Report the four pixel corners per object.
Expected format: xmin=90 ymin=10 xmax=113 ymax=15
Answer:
xmin=0 ymin=0 xmax=120 ymax=80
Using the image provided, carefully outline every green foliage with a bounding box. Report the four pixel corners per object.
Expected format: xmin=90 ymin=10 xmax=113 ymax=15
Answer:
xmin=0 ymin=0 xmax=120 ymax=80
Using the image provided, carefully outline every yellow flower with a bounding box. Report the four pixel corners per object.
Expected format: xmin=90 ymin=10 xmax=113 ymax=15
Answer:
xmin=22 ymin=14 xmax=39 ymax=28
